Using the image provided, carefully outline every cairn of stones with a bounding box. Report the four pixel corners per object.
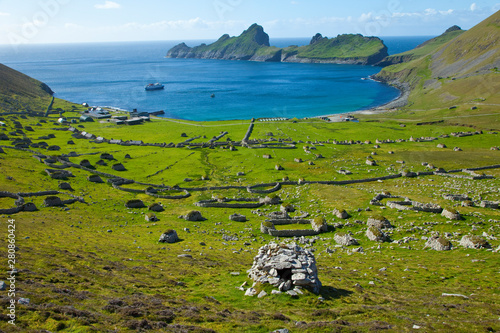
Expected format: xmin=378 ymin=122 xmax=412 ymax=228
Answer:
xmin=246 ymin=242 xmax=322 ymax=295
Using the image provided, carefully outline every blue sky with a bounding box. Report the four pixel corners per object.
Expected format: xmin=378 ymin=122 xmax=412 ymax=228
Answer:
xmin=0 ymin=0 xmax=498 ymax=44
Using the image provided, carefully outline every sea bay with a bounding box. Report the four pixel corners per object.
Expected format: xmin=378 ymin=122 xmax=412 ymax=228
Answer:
xmin=0 ymin=36 xmax=431 ymax=121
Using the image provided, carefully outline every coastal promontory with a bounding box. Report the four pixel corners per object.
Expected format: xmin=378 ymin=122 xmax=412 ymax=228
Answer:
xmin=167 ymin=24 xmax=388 ymax=65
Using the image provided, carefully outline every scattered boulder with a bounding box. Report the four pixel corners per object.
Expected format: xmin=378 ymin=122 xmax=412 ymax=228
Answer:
xmin=311 ymin=216 xmax=328 ymax=233
xmin=334 ymin=232 xmax=359 ymax=246
xmin=260 ymin=195 xmax=281 ymax=205
xmin=366 ymin=160 xmax=377 ymax=166
xmin=58 ymin=182 xmax=73 ymax=190
xmin=333 ymin=208 xmax=348 ymax=219
xmin=437 ymin=143 xmax=447 ymax=149
xmin=100 ymin=153 xmax=115 ymax=160
xmin=44 ymin=196 xmax=63 ymax=207
xmin=229 ymin=213 xmax=247 ymax=222
xmin=125 ymin=199 xmax=146 ymax=209
xmin=247 ymin=242 xmax=322 ymax=294
xmin=80 ymin=159 xmax=92 ymax=168
xmin=275 ymin=164 xmax=284 ymax=171
xmin=181 ymin=210 xmax=206 ymax=221
xmin=280 ymin=203 xmax=295 ymax=213
xmin=366 ymin=226 xmax=390 ymax=242
xmin=88 ymin=175 xmax=104 ymax=183
xmin=47 ymin=145 xmax=61 ymax=151
xmin=159 ymin=230 xmax=179 ymax=244
xmin=22 ymin=202 xmax=38 ymax=212
xmin=145 ymin=212 xmax=159 ymax=222
xmin=479 ymin=201 xmax=499 ymax=209
xmin=124 ymin=154 xmax=132 ymax=159
xmin=425 ymin=234 xmax=452 ymax=251
xmin=260 ymin=221 xmax=276 ymax=234
xmin=294 ymin=158 xmax=303 ymax=163
xmin=263 ymin=154 xmax=272 ymax=159
xmin=459 ymin=235 xmax=491 ymax=249
xmin=367 ymin=216 xmax=393 ymax=229
xmin=112 ymin=163 xmax=126 ymax=171
xmin=268 ymin=211 xmax=289 ymax=219
xmin=96 ymin=160 xmax=107 ymax=166
xmin=441 ymin=208 xmax=461 ymax=220
xmin=46 ymin=169 xmax=73 ymax=180
xmin=148 ymin=203 xmax=164 ymax=212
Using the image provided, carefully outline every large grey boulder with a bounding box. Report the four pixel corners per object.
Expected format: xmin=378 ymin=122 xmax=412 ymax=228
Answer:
xmin=334 ymin=233 xmax=359 ymax=246
xmin=459 ymin=235 xmax=491 ymax=249
xmin=366 ymin=226 xmax=390 ymax=242
xmin=333 ymin=208 xmax=349 ymax=219
xmin=367 ymin=216 xmax=393 ymax=229
xmin=148 ymin=203 xmax=165 ymax=212
xmin=159 ymin=230 xmax=179 ymax=243
xmin=145 ymin=213 xmax=159 ymax=222
xmin=180 ymin=210 xmax=206 ymax=221
xmin=125 ymin=199 xmax=146 ymax=209
xmin=112 ymin=163 xmax=126 ymax=171
xmin=441 ymin=208 xmax=461 ymax=220
xmin=44 ymin=196 xmax=63 ymax=207
xmin=260 ymin=195 xmax=281 ymax=205
xmin=229 ymin=213 xmax=247 ymax=222
xmin=311 ymin=216 xmax=328 ymax=233
xmin=58 ymin=182 xmax=73 ymax=190
xmin=260 ymin=221 xmax=276 ymax=234
xmin=425 ymin=234 xmax=452 ymax=251
xmin=88 ymin=175 xmax=104 ymax=183
xmin=80 ymin=159 xmax=92 ymax=168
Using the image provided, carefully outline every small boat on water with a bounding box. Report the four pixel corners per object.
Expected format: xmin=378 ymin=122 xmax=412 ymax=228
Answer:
xmin=145 ymin=83 xmax=164 ymax=91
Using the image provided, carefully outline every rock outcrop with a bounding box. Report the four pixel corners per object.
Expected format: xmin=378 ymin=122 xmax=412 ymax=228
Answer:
xmin=459 ymin=235 xmax=491 ymax=249
xmin=366 ymin=226 xmax=390 ymax=242
xmin=229 ymin=213 xmax=247 ymax=222
xmin=180 ymin=210 xmax=206 ymax=222
xmin=159 ymin=230 xmax=179 ymax=244
xmin=425 ymin=233 xmax=452 ymax=251
xmin=334 ymin=233 xmax=359 ymax=246
xmin=167 ymin=24 xmax=388 ymax=65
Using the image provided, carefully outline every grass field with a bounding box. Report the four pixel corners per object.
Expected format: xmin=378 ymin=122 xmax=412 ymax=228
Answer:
xmin=0 ymin=106 xmax=499 ymax=332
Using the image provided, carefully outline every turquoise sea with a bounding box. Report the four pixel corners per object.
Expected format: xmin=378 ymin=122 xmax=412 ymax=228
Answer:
xmin=0 ymin=36 xmax=432 ymax=121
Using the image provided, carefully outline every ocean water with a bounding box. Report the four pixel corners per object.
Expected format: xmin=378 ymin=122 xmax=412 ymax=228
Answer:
xmin=0 ymin=36 xmax=431 ymax=121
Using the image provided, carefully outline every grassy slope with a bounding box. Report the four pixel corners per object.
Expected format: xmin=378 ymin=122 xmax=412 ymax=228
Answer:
xmin=0 ymin=109 xmax=499 ymax=332
xmin=0 ymin=63 xmax=54 ymax=113
xmin=374 ymin=11 xmax=500 ymax=112
xmin=172 ymin=25 xmax=386 ymax=61
xmin=293 ymin=34 xmax=386 ymax=59
xmin=381 ymin=29 xmax=465 ymax=64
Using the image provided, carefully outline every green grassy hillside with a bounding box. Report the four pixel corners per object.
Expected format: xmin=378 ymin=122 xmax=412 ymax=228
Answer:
xmin=378 ymin=26 xmax=465 ymax=66
xmin=289 ymin=34 xmax=387 ymax=60
xmin=0 ymin=109 xmax=499 ymax=332
xmin=0 ymin=63 xmax=54 ymax=113
xmin=374 ymin=10 xmax=500 ymax=111
xmin=167 ymin=25 xmax=388 ymax=64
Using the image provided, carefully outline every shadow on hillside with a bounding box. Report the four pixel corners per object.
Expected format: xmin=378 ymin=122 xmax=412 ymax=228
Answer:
xmin=318 ymin=286 xmax=353 ymax=300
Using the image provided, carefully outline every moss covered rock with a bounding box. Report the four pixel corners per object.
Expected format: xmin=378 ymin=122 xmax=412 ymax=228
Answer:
xmin=367 ymin=216 xmax=393 ymax=229
xmin=181 ymin=210 xmax=206 ymax=222
xmin=366 ymin=226 xmax=390 ymax=242
xmin=459 ymin=235 xmax=491 ymax=249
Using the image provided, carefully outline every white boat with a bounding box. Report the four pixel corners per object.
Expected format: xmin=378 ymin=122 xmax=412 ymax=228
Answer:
xmin=145 ymin=83 xmax=164 ymax=91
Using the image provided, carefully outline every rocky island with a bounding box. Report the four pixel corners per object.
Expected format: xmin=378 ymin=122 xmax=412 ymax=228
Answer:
xmin=167 ymin=23 xmax=388 ymax=65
